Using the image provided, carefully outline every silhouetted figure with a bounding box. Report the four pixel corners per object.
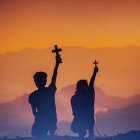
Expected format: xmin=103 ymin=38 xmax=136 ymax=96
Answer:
xmin=71 ymin=61 xmax=99 ymax=139
xmin=29 ymin=45 xmax=62 ymax=138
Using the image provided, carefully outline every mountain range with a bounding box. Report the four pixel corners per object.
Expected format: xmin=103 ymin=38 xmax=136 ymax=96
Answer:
xmin=0 ymin=46 xmax=140 ymax=102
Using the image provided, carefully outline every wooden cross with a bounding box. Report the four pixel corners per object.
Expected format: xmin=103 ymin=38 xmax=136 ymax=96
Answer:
xmin=52 ymin=45 xmax=62 ymax=63
xmin=52 ymin=45 xmax=62 ymax=55
xmin=93 ymin=60 xmax=98 ymax=67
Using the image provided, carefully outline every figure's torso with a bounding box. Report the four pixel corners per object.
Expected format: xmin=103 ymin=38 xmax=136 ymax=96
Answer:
xmin=29 ymin=84 xmax=57 ymax=119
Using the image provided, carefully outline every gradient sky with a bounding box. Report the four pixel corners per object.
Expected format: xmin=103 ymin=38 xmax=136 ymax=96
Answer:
xmin=0 ymin=0 xmax=140 ymax=102
xmin=1 ymin=0 xmax=140 ymax=53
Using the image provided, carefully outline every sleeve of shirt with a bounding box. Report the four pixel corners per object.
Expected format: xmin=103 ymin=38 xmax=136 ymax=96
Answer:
xmin=29 ymin=93 xmax=34 ymax=105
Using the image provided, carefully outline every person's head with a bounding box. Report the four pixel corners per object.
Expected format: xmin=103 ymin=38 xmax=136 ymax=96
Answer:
xmin=76 ymin=80 xmax=88 ymax=93
xmin=33 ymin=72 xmax=47 ymax=89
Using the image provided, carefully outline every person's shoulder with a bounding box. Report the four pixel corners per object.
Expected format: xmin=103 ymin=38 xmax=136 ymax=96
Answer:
xmin=28 ymin=90 xmax=38 ymax=104
xmin=29 ymin=90 xmax=38 ymax=99
xmin=72 ymin=94 xmax=76 ymax=98
xmin=71 ymin=94 xmax=76 ymax=102
xmin=48 ymin=83 xmax=57 ymax=90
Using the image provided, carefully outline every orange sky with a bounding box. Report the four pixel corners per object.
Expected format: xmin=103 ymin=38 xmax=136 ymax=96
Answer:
xmin=0 ymin=0 xmax=140 ymax=103
xmin=1 ymin=0 xmax=140 ymax=53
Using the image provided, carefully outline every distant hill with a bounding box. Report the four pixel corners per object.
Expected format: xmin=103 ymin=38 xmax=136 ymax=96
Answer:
xmin=0 ymin=84 xmax=140 ymax=137
xmin=56 ymin=84 xmax=140 ymax=121
xmin=0 ymin=94 xmax=32 ymax=137
xmin=96 ymin=103 xmax=140 ymax=135
xmin=57 ymin=104 xmax=140 ymax=136
xmin=60 ymin=84 xmax=140 ymax=108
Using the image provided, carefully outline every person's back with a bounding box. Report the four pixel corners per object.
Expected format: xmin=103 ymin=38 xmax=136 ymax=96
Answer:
xmin=71 ymin=65 xmax=99 ymax=139
xmin=71 ymin=92 xmax=88 ymax=137
xmin=29 ymin=84 xmax=57 ymax=127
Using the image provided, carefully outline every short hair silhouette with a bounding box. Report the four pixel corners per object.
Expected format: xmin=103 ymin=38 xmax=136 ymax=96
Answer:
xmin=33 ymin=72 xmax=47 ymax=81
xmin=33 ymin=72 xmax=47 ymax=88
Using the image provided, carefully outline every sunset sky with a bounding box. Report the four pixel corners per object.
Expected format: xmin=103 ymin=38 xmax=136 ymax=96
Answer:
xmin=1 ymin=0 xmax=140 ymax=53
xmin=0 ymin=0 xmax=140 ymax=103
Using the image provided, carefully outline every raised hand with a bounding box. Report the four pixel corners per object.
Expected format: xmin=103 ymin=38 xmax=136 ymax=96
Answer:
xmin=94 ymin=66 xmax=99 ymax=73
xmin=52 ymin=45 xmax=62 ymax=64
xmin=56 ymin=54 xmax=62 ymax=65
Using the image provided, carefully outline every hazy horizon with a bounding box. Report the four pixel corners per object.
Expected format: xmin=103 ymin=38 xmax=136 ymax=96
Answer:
xmin=0 ymin=44 xmax=140 ymax=54
xmin=1 ymin=0 xmax=140 ymax=53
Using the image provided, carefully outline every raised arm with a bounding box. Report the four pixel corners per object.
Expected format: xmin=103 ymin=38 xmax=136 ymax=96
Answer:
xmin=51 ymin=55 xmax=62 ymax=85
xmin=89 ymin=66 xmax=98 ymax=89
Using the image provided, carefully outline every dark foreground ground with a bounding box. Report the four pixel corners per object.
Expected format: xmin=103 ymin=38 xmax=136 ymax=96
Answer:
xmin=0 ymin=131 xmax=140 ymax=140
